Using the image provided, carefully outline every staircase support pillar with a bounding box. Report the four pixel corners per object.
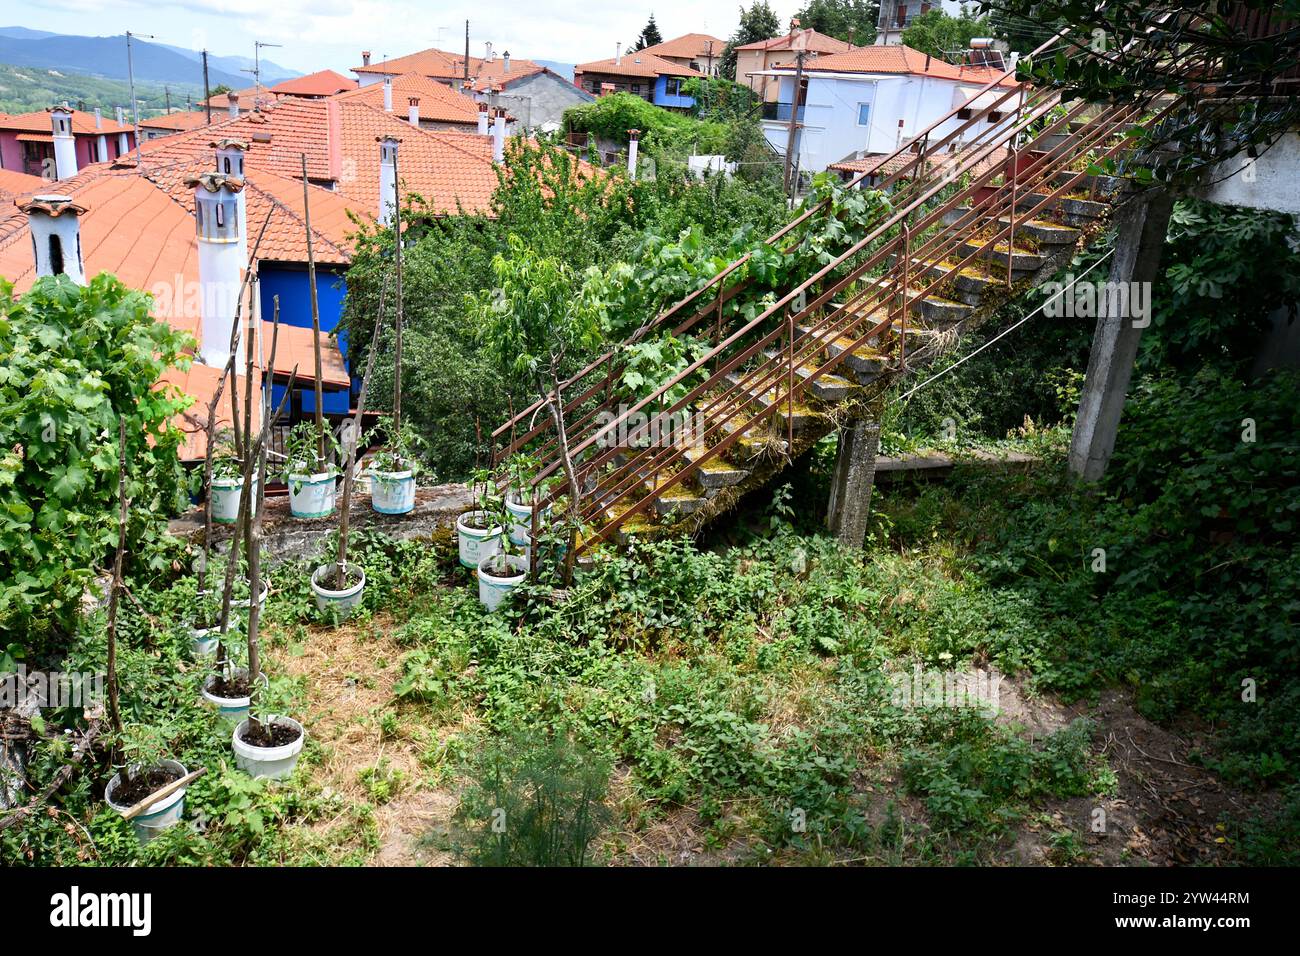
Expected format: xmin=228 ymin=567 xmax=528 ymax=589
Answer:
xmin=1068 ymin=190 xmax=1174 ymax=482
xmin=826 ymin=401 xmax=884 ymax=547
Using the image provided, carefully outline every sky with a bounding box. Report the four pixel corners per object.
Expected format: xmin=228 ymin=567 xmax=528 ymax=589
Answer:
xmin=17 ymin=1 xmax=810 ymax=74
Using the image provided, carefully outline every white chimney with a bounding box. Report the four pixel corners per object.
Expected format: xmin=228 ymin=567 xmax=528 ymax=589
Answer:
xmin=227 ymin=91 xmax=241 ymax=119
xmin=485 ymin=41 xmax=494 ymax=62
xmin=477 ymin=102 xmax=490 ymax=135
xmin=213 ymin=138 xmax=249 ymax=262
xmin=378 ymin=135 xmax=400 ymax=227
xmin=492 ymin=109 xmax=506 ymax=163
xmin=94 ymin=107 xmax=102 ymax=129
xmin=362 ymin=50 xmax=372 ymax=67
xmin=96 ymin=134 xmax=108 ymax=163
xmin=503 ymin=51 xmax=511 ymax=73
xmin=627 ymin=128 xmax=640 ymax=182
xmin=21 ymin=195 xmax=88 ymax=285
xmin=615 ymin=42 xmax=622 ymax=66
xmin=383 ymin=76 xmax=393 ymax=112
xmin=49 ymin=106 xmax=78 ymax=181
xmin=187 ymin=172 xmax=246 ymax=367
xmin=408 ymin=97 xmax=420 ymax=127
xmin=115 ymin=106 xmax=124 ymax=124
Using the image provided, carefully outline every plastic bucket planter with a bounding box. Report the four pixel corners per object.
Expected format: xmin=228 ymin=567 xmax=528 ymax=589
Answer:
xmin=505 ymin=495 xmax=551 ymax=548
xmin=190 ymin=626 xmax=220 ymax=658
xmin=231 ymin=579 xmax=270 ymax=614
xmin=457 ymin=511 xmax=502 ymax=569
xmin=210 ymin=475 xmax=256 ymax=524
xmin=310 ymin=563 xmax=366 ymax=618
xmin=370 ymin=468 xmax=415 ymax=515
xmin=232 ymin=717 xmax=305 ymax=780
xmin=476 ymin=554 xmax=528 ymax=612
xmin=104 ymin=759 xmax=188 ymax=844
xmin=287 ymin=470 xmax=337 ymax=519
xmin=201 ymin=669 xmax=268 ymax=724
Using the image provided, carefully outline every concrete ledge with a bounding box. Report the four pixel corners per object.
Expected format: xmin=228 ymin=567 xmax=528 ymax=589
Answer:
xmin=876 ymin=448 xmax=1039 ymax=481
xmin=169 ymin=483 xmax=474 ymax=565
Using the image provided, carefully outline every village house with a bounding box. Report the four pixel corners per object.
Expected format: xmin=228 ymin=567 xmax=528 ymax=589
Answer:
xmin=875 ymin=1 xmax=970 ymax=46
xmin=757 ymin=42 xmax=1018 ymax=177
xmin=638 ymin=33 xmax=727 ymax=77
xmin=351 ymin=45 xmax=592 ymax=132
xmin=735 ymin=28 xmax=859 ymax=103
xmin=0 ymin=106 xmax=137 ymax=178
xmin=573 ymin=46 xmax=704 ymax=109
xmin=332 ymin=73 xmax=484 ymax=132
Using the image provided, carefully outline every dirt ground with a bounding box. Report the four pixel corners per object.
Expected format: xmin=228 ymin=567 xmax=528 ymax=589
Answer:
xmin=279 ymin=617 xmax=1273 ymax=867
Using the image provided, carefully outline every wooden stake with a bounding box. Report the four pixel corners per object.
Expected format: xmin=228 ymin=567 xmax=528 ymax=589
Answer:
xmin=301 ymin=154 xmax=326 ymax=465
xmin=392 ymin=148 xmax=404 ymax=437
xmin=105 ymin=420 xmax=127 ymax=737
xmin=120 ymin=767 xmax=207 ymax=821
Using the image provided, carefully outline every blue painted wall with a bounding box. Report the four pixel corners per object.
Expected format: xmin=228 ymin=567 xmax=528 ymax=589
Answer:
xmin=260 ymin=264 xmax=352 ymax=417
xmin=652 ymin=75 xmax=695 ymax=109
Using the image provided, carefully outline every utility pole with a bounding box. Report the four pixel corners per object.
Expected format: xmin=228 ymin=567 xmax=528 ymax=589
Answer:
xmin=202 ymin=50 xmax=212 ymax=124
xmin=463 ymin=20 xmax=470 ymax=92
xmin=164 ymin=85 xmax=171 ymax=115
xmin=126 ymin=31 xmax=152 ymax=166
xmin=244 ymin=40 xmax=283 ymax=109
xmin=782 ymin=49 xmax=807 ymax=199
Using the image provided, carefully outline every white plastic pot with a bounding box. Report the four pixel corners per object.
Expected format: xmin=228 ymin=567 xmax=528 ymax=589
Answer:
xmin=476 ymin=554 xmax=528 ymax=612
xmin=287 ymin=470 xmax=337 ymax=519
xmin=370 ymin=468 xmax=415 ymax=515
xmin=210 ymin=475 xmax=256 ymax=524
xmin=457 ymin=511 xmax=502 ymax=569
xmin=201 ymin=669 xmax=268 ymax=724
xmin=505 ymin=495 xmax=552 ymax=548
xmin=104 ymin=759 xmax=188 ymax=844
xmin=310 ymin=563 xmax=366 ymax=617
xmin=190 ymin=626 xmax=219 ymax=658
xmin=231 ymin=579 xmax=270 ymax=613
xmin=232 ymin=717 xmax=305 ymax=780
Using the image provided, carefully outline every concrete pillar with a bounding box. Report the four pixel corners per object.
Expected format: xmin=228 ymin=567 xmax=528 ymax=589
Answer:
xmin=826 ymin=401 xmax=884 ymax=547
xmin=1067 ymin=191 xmax=1174 ymax=481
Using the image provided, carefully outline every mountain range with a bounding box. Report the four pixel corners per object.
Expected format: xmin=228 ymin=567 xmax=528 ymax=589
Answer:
xmin=0 ymin=27 xmax=299 ymax=91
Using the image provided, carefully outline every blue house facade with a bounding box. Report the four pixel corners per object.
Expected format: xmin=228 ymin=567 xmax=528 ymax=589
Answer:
xmin=572 ymin=51 xmax=705 ymax=113
xmin=259 ymin=263 xmax=352 ymax=416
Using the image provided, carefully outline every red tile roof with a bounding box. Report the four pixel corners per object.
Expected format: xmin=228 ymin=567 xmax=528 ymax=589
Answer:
xmin=265 ymin=320 xmax=350 ymax=387
xmin=779 ymin=44 xmax=1017 ymax=85
xmin=333 ymin=72 xmax=480 ymax=125
xmin=735 ymin=29 xmax=858 ymax=54
xmin=140 ymin=110 xmax=214 ymax=133
xmin=0 ymin=107 xmax=133 ymax=136
xmin=269 ymin=69 xmax=358 ymax=98
xmin=574 ymin=50 xmax=705 ymax=79
xmin=163 ymin=364 xmax=262 ymax=462
xmin=0 ymin=167 xmax=46 ymax=200
xmin=640 ymin=33 xmax=726 ymax=60
xmin=354 ymin=47 xmax=474 ymax=80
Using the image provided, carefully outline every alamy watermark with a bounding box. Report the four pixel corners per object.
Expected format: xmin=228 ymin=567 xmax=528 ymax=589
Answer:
xmin=1041 ymin=275 xmax=1152 ymax=328
xmin=595 ymin=405 xmax=706 ymax=449
xmin=0 ymin=666 xmax=104 ymax=711
xmin=888 ymin=664 xmax=1003 ymax=715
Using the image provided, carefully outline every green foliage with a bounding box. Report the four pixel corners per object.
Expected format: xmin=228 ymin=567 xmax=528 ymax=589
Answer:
xmin=721 ymin=1 xmax=783 ymax=80
xmin=631 ymin=15 xmax=664 ymax=52
xmin=791 ymin=0 xmax=880 ymax=45
xmin=901 ymin=10 xmax=992 ymax=61
xmin=456 ymin=728 xmax=612 ymax=866
xmin=564 ymin=92 xmax=732 ymax=157
xmin=0 ymin=275 xmax=192 ymax=640
xmin=0 ymin=62 xmax=205 ymax=117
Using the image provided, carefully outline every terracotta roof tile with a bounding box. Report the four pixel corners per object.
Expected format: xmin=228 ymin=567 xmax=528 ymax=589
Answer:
xmin=354 ymin=47 xmax=473 ymax=79
xmin=333 ymin=72 xmax=480 ymax=125
xmin=735 ymin=29 xmax=858 ymax=54
xmin=265 ymin=321 xmax=349 ymax=387
xmin=140 ymin=110 xmax=214 ymax=133
xmin=0 ymin=168 xmax=47 ymax=199
xmin=781 ymin=44 xmax=1016 ymax=86
xmin=640 ymin=33 xmax=726 ymax=59
xmin=270 ymin=70 xmax=357 ymax=97
xmin=574 ymin=50 xmax=705 ymax=79
xmin=0 ymin=107 xmax=133 ymax=136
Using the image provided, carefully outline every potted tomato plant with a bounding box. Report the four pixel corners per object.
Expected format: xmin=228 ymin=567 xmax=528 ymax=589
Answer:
xmin=283 ymin=420 xmax=340 ymax=520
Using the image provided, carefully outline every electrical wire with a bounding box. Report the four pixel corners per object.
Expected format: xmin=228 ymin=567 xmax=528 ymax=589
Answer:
xmin=896 ymin=247 xmax=1116 ymax=402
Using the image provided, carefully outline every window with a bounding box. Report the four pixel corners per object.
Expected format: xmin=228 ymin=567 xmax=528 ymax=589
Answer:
xmin=987 ymin=111 xmax=1004 ymax=123
xmin=957 ymin=108 xmax=973 ymax=120
xmin=857 ymin=103 xmax=871 ymax=127
xmin=48 ymin=235 xmax=64 ymax=276
xmin=664 ymin=77 xmax=683 ymax=97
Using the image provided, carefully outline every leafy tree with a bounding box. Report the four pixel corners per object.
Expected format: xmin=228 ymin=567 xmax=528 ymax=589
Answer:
xmin=0 ymin=275 xmax=192 ymax=640
xmin=631 ymin=14 xmax=665 ymax=51
xmin=209 ymin=84 xmax=232 ymax=97
xmin=721 ymin=1 xmax=783 ymax=80
xmin=900 ymin=9 xmax=991 ymax=61
xmin=791 ymin=0 xmax=879 ymax=45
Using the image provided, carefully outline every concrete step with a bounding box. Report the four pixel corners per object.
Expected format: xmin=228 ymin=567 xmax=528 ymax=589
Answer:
xmin=995 ymin=216 xmax=1082 ymax=246
xmin=723 ymin=372 xmax=824 ymax=434
xmin=797 ymin=324 xmax=889 ymax=385
xmin=916 ymin=259 xmax=1005 ymax=306
xmin=682 ymin=443 xmax=750 ymax=488
xmin=907 ymin=291 xmax=974 ymax=327
xmin=958 ymin=239 xmax=1043 ymax=275
xmin=762 ymin=348 xmax=860 ymax=403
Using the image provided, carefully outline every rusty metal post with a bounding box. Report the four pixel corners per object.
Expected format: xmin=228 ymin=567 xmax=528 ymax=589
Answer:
xmin=899 ymin=222 xmax=911 ymax=371
xmin=1008 ymin=146 xmax=1019 ymax=288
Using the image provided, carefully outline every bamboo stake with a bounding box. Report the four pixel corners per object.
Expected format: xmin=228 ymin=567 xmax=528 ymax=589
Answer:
xmin=120 ymin=767 xmax=206 ymax=820
xmin=301 ymin=154 xmax=326 ymax=466
xmin=391 ymin=148 xmax=404 ymax=437
xmin=105 ymin=420 xmax=127 ymax=737
xmin=336 ymin=275 xmax=390 ymax=589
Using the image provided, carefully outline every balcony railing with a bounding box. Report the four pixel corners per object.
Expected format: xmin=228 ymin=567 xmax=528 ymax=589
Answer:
xmin=762 ymin=102 xmax=806 ymax=122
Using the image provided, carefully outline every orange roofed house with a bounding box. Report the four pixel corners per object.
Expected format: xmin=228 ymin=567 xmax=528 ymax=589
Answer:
xmin=755 ymin=41 xmax=1021 ymax=178
xmin=351 ymin=45 xmax=593 ymax=131
xmin=573 ymin=46 xmax=704 ymax=110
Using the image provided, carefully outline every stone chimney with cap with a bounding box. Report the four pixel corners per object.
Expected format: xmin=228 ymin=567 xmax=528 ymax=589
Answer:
xmin=477 ymin=102 xmax=490 ymax=136
xmin=377 ymin=135 xmax=400 ymax=227
xmin=227 ymin=92 xmax=240 ymax=119
xmin=21 ymin=194 xmax=88 ymax=284
xmin=503 ymin=51 xmax=511 ymax=73
xmin=212 ymin=138 xmax=249 ymax=261
xmin=408 ymin=97 xmax=420 ymax=127
xmin=49 ymin=105 xmax=77 ymax=181
xmin=186 ymin=171 xmax=247 ymax=367
xmin=383 ymin=76 xmax=393 ymax=112
xmin=362 ymin=50 xmax=372 ymax=67
xmin=93 ymin=108 xmax=109 ymax=163
xmin=114 ymin=107 xmax=129 ymax=156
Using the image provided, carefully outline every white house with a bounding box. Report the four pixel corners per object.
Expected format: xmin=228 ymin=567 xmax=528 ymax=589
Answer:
xmin=759 ymin=44 xmax=1018 ymax=179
